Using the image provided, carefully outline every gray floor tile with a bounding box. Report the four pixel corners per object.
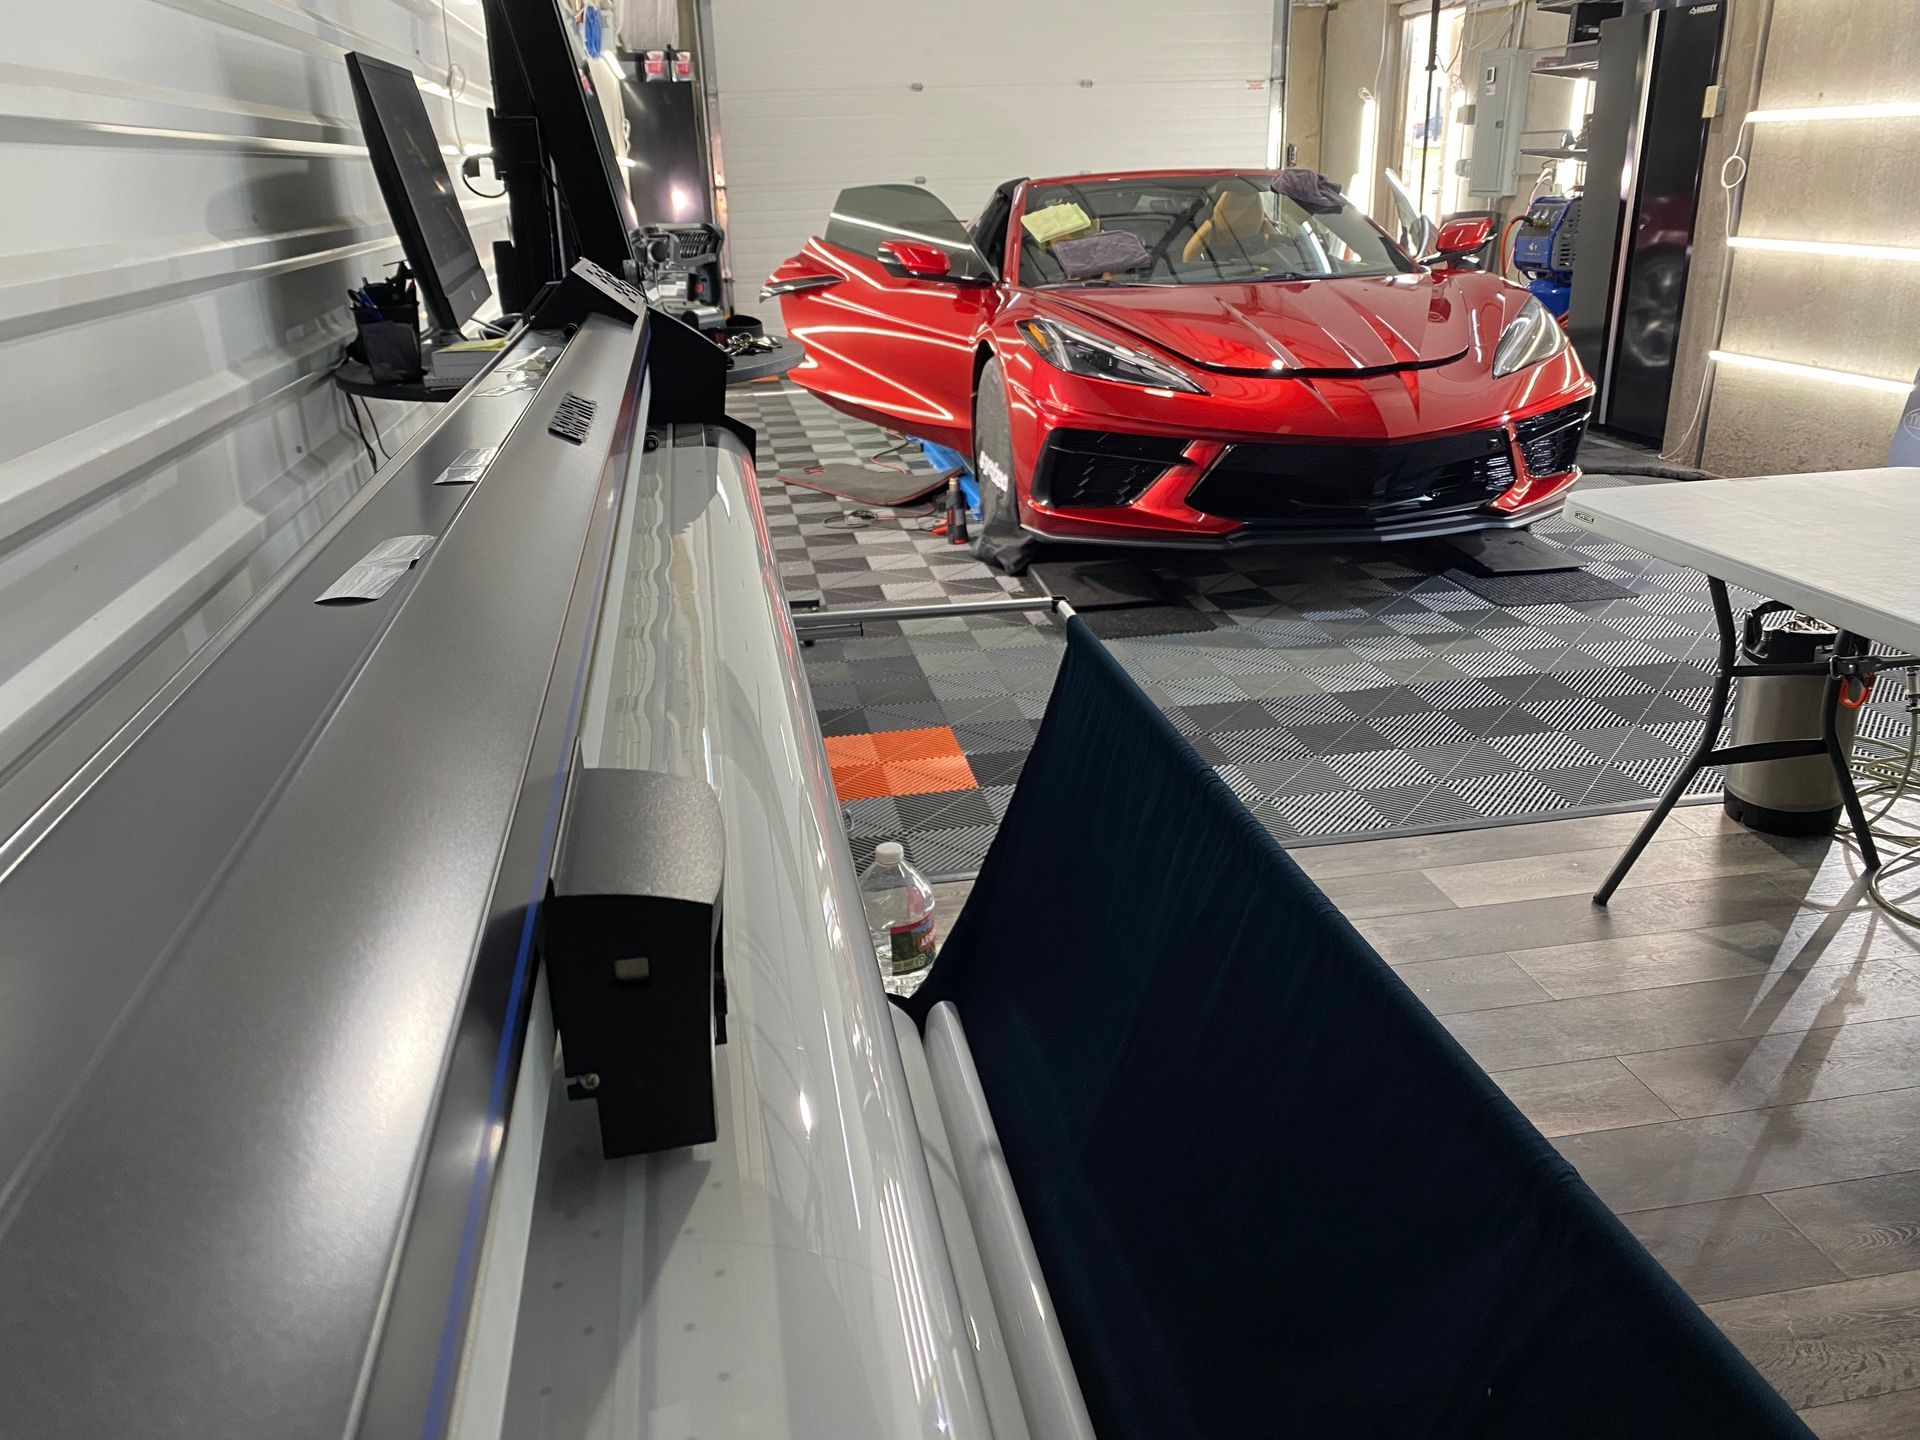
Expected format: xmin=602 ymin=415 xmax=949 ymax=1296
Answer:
xmin=1387 ymin=952 xmax=1553 ymax=1017
xmin=1490 ymin=1056 xmax=1677 ymax=1138
xmin=1768 ymin=1172 xmax=1920 ymax=1279
xmin=1621 ymin=1014 xmax=1920 ymax=1119
xmin=1705 ymin=1269 xmax=1920 ymax=1411
xmin=1423 ymin=831 xmax=1821 ymax=909
xmin=1445 ymin=959 xmax=1920 ymax=1072
xmin=1621 ymin=1194 xmax=1846 ymax=1303
xmin=1508 ymin=921 xmax=1799 ymax=999
xmin=1355 ymin=871 xmax=1799 ymax=964
xmin=1289 ymin=808 xmax=1690 ymax=881
xmin=1312 ymin=869 xmax=1454 ymax=919
xmin=1798 ymin=1386 xmax=1920 ymax=1439
xmin=1557 ymin=1088 xmax=1920 ymax=1212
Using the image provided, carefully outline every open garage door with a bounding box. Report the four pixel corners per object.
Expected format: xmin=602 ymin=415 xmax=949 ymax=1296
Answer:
xmin=708 ymin=0 xmax=1278 ymax=331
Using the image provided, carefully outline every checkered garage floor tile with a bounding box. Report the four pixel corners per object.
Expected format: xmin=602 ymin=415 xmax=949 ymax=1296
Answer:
xmin=730 ymin=383 xmax=1908 ymax=878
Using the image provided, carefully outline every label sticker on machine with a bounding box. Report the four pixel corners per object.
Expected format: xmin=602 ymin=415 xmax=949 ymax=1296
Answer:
xmin=314 ymin=535 xmax=434 ymax=603
xmin=362 ymin=534 xmax=435 ymax=564
xmin=434 ymin=446 xmax=497 ymax=485
xmin=478 ymin=346 xmax=559 ymax=396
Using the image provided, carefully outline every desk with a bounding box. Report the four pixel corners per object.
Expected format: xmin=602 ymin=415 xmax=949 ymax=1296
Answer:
xmin=333 ymin=352 xmax=496 ymax=404
xmin=1565 ymin=471 xmax=1920 ymax=901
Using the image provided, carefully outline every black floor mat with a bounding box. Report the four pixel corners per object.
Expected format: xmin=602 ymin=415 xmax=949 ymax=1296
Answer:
xmin=1081 ymin=605 xmax=1218 ymax=639
xmin=782 ymin=465 xmax=948 ymax=508
xmin=1437 ymin=530 xmax=1580 ymax=575
xmin=1029 ymin=557 xmax=1169 ymax=610
xmin=1443 ymin=567 xmax=1638 ymax=605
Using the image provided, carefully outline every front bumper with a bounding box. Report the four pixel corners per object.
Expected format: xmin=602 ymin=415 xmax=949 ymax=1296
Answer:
xmin=1020 ymin=398 xmax=1593 ymax=547
xmin=1023 ymin=489 xmax=1572 ymax=550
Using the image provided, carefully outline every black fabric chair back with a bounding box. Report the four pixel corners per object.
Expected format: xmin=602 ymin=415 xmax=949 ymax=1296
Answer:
xmin=905 ymin=618 xmax=1810 ymax=1440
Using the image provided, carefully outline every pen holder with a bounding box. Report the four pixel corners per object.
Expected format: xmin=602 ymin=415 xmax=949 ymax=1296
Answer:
xmin=352 ymin=302 xmax=423 ymax=384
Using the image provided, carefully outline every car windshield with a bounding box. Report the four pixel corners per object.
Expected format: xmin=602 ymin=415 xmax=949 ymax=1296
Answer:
xmin=1016 ymin=174 xmax=1415 ymax=288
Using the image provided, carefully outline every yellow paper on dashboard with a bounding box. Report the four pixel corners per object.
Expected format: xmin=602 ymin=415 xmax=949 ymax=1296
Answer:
xmin=1020 ymin=202 xmax=1093 ymax=245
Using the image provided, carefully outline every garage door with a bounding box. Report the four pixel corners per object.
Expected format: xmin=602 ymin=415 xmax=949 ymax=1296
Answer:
xmin=708 ymin=0 xmax=1277 ymax=327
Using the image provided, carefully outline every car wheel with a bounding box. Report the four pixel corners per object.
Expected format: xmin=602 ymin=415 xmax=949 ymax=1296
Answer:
xmin=970 ymin=356 xmax=1038 ymax=575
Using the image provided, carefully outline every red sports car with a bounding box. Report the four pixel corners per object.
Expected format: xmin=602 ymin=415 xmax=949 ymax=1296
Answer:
xmin=766 ymin=170 xmax=1594 ymax=572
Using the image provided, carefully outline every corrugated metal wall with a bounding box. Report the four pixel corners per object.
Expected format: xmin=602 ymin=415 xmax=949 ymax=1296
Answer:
xmin=0 ymin=0 xmax=504 ymax=794
xmin=707 ymin=0 xmax=1277 ymax=326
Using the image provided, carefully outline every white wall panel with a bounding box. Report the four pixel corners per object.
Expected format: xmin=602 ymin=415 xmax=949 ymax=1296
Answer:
xmin=0 ymin=0 xmax=504 ymax=794
xmin=709 ymin=0 xmax=1276 ymax=325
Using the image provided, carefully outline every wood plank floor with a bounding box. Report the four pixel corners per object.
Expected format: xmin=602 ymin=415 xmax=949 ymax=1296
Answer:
xmin=1295 ymin=803 xmax=1920 ymax=1436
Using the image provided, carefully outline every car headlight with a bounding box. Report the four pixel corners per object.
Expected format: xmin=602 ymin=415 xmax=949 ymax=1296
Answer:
xmin=1016 ymin=317 xmax=1205 ymax=394
xmin=1492 ymin=297 xmax=1568 ymax=378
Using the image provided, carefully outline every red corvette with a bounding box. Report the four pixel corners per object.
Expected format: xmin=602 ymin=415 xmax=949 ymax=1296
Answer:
xmin=766 ymin=170 xmax=1594 ymax=572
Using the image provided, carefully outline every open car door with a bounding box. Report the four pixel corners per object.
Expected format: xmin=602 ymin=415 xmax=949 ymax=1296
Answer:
xmin=765 ymin=184 xmax=1001 ymax=452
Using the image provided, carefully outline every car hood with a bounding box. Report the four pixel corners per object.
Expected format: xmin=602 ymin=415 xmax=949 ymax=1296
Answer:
xmin=1043 ymin=273 xmax=1478 ymax=375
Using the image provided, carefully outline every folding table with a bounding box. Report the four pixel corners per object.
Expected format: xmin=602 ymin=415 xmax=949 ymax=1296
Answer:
xmin=1563 ymin=471 xmax=1920 ymax=903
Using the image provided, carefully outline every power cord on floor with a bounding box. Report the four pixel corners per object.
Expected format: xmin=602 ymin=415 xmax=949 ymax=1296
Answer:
xmin=1832 ymin=667 xmax=1920 ymax=923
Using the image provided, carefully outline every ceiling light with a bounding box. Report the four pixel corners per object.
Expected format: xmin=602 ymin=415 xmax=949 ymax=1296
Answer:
xmin=1710 ymin=350 xmax=1913 ymax=396
xmin=1730 ymin=235 xmax=1920 ymax=264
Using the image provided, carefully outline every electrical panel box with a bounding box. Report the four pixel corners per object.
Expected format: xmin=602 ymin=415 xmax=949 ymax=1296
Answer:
xmin=1469 ymin=48 xmax=1531 ymax=198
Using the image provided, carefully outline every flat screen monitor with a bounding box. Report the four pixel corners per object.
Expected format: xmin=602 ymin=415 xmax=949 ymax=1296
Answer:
xmin=622 ymin=81 xmax=708 ymax=226
xmin=489 ymin=0 xmax=638 ymax=276
xmin=345 ymin=52 xmax=491 ymax=339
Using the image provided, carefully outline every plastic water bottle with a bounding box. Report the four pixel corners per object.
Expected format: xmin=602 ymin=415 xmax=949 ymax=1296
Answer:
xmin=859 ymin=841 xmax=937 ymax=986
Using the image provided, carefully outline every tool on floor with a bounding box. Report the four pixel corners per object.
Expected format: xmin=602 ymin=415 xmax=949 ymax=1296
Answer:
xmin=944 ymin=473 xmax=971 ymax=545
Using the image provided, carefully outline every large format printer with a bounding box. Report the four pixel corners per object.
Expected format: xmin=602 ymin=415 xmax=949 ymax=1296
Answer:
xmin=0 ymin=263 xmax=1007 ymax=1439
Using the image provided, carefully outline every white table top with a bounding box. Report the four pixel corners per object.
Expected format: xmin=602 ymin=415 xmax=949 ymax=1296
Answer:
xmin=1565 ymin=470 xmax=1920 ymax=656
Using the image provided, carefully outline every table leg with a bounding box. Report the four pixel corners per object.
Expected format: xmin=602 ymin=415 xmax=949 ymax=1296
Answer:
xmin=1593 ymin=577 xmax=1737 ymax=906
xmin=1826 ymin=631 xmax=1882 ymax=873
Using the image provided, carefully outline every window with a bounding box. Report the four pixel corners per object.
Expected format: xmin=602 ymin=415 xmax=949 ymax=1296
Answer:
xmin=1016 ymin=175 xmax=1415 ymax=289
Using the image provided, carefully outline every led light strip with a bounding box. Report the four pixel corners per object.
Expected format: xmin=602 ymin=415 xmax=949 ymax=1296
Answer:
xmin=1747 ymin=100 xmax=1920 ymax=124
xmin=1729 ymin=235 xmax=1920 ymax=264
xmin=1711 ymin=350 xmax=1913 ymax=396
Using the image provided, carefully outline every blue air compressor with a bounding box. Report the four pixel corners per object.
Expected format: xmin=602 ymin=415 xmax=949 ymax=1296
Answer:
xmin=1511 ymin=194 xmax=1581 ymax=319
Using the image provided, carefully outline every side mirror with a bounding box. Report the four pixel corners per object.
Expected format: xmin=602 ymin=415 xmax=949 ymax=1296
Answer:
xmin=877 ymin=239 xmax=953 ymax=280
xmin=1425 ymin=215 xmax=1496 ymax=268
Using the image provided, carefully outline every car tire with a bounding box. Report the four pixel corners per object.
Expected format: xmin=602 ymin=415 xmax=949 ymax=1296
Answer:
xmin=970 ymin=356 xmax=1039 ymax=575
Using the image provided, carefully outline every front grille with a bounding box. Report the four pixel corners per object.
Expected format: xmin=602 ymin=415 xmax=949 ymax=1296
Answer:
xmin=1034 ymin=430 xmax=1190 ymax=508
xmin=1515 ymin=402 xmax=1589 ymax=478
xmin=1187 ymin=429 xmax=1515 ymax=527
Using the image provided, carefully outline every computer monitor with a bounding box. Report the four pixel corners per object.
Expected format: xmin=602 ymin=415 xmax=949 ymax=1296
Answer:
xmin=622 ymin=80 xmax=708 ymax=226
xmin=484 ymin=0 xmax=639 ymax=286
xmin=345 ymin=52 xmax=491 ymax=342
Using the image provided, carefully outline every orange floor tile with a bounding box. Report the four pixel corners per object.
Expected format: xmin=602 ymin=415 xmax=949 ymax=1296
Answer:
xmin=823 ymin=726 xmax=979 ymax=802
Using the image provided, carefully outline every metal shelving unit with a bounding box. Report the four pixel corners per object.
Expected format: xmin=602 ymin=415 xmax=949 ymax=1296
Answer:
xmin=1533 ymin=40 xmax=1599 ymax=78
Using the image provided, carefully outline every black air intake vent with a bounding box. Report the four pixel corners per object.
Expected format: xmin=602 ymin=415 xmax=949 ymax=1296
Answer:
xmin=1514 ymin=402 xmax=1589 ymax=478
xmin=1035 ymin=430 xmax=1190 ymax=508
xmin=1188 ymin=430 xmax=1514 ymax=526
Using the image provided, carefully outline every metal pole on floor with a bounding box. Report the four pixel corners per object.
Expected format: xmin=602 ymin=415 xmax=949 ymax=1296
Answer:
xmin=1416 ymin=0 xmax=1441 ymax=218
xmin=790 ymin=595 xmax=1074 ymax=638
